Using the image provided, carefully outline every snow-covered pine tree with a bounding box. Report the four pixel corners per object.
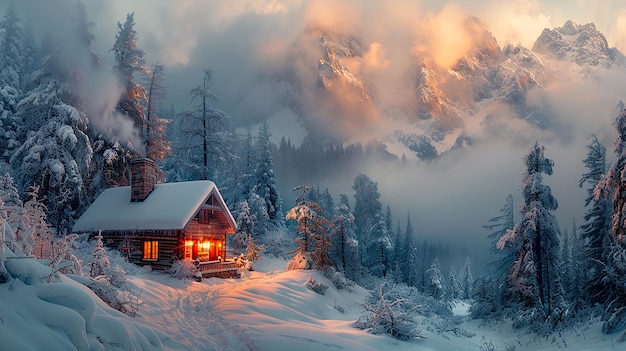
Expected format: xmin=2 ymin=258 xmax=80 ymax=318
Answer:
xmin=568 ymin=220 xmax=586 ymax=314
xmin=330 ymin=201 xmax=358 ymax=279
xmin=143 ymin=63 xmax=170 ymax=161
xmin=426 ymin=257 xmax=445 ymax=299
xmin=253 ymin=121 xmax=283 ymax=230
xmin=173 ymin=69 xmax=234 ymax=181
xmin=0 ymin=5 xmax=28 ymax=163
xmin=10 ymin=39 xmax=93 ymax=234
xmin=460 ymin=257 xmax=474 ymax=300
xmin=73 ymin=1 xmax=100 ymax=67
xmin=111 ymin=12 xmax=146 ymax=154
xmin=399 ymin=212 xmax=418 ymax=287
xmin=560 ymin=227 xmax=572 ymax=296
xmin=90 ymin=233 xmax=110 ymax=278
xmin=233 ymin=200 xmax=256 ymax=254
xmin=16 ymin=186 xmax=54 ymax=258
xmin=497 ymin=142 xmax=564 ymax=324
xmin=579 ymin=134 xmax=612 ymax=304
xmin=483 ymin=194 xmax=517 ymax=309
xmin=362 ymin=212 xmax=393 ymax=278
xmin=594 ymin=103 xmax=626 ymax=334
xmin=352 ymin=173 xmax=382 ymax=242
xmin=286 ymin=185 xmax=331 ymax=270
xmin=447 ymin=264 xmax=463 ymax=300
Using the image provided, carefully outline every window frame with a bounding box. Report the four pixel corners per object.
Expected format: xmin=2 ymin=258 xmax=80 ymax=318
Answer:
xmin=143 ymin=240 xmax=159 ymax=261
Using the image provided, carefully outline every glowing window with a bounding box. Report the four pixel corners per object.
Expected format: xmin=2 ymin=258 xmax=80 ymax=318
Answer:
xmin=143 ymin=241 xmax=158 ymax=260
xmin=198 ymin=240 xmax=211 ymax=259
xmin=184 ymin=240 xmax=194 ymax=260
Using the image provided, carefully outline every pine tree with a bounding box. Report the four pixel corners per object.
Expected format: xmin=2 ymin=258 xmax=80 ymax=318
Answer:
xmin=0 ymin=5 xmax=27 ymax=162
xmin=111 ymin=13 xmax=146 ymax=154
xmin=286 ymin=185 xmax=332 ymax=270
xmin=447 ymin=264 xmax=463 ymax=300
xmin=461 ymin=257 xmax=474 ymax=300
xmin=90 ymin=233 xmax=110 ymax=278
xmin=232 ymin=200 xmax=255 ymax=254
xmin=174 ymin=69 xmax=234 ymax=181
xmin=579 ymin=134 xmax=612 ymax=303
xmin=352 ymin=173 xmax=382 ymax=241
xmin=253 ymin=121 xmax=282 ymax=229
xmin=497 ymin=142 xmax=564 ymax=323
xmin=594 ymin=103 xmax=626 ymax=334
xmin=426 ymin=257 xmax=445 ymax=299
xmin=569 ymin=221 xmax=586 ymax=313
xmin=330 ymin=202 xmax=358 ymax=278
xmin=143 ymin=63 xmax=170 ymax=161
xmin=11 ymin=39 xmax=93 ymax=234
xmin=362 ymin=212 xmax=393 ymax=278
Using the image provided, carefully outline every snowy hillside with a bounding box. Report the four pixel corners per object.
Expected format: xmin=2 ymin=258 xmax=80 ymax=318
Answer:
xmin=2 ymin=254 xmax=624 ymax=351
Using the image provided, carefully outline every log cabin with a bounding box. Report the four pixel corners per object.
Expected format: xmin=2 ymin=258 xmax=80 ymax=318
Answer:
xmin=72 ymin=158 xmax=239 ymax=278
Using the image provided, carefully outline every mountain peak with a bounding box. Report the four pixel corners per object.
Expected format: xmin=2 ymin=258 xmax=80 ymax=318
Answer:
xmin=532 ymin=20 xmax=617 ymax=68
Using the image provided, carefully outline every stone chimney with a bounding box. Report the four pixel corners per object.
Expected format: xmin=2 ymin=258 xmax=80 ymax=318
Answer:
xmin=130 ymin=158 xmax=157 ymax=202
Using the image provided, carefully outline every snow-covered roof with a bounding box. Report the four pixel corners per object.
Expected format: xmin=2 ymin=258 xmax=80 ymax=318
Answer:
xmin=72 ymin=180 xmax=236 ymax=232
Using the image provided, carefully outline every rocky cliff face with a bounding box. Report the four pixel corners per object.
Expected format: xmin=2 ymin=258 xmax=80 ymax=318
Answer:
xmin=532 ymin=20 xmax=621 ymax=68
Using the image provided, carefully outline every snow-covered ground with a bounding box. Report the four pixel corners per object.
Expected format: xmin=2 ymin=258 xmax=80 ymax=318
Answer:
xmin=1 ymin=255 xmax=624 ymax=350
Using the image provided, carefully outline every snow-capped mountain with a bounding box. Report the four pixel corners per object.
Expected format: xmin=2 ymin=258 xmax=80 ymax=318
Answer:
xmin=279 ymin=19 xmax=624 ymax=160
xmin=532 ymin=20 xmax=624 ymax=69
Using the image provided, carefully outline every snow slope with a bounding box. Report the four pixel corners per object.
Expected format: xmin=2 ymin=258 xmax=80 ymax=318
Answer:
xmin=1 ymin=255 xmax=624 ymax=350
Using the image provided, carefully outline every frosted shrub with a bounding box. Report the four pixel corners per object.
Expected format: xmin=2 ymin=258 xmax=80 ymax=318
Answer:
xmin=167 ymin=259 xmax=197 ymax=280
xmin=107 ymin=265 xmax=127 ymax=289
xmin=306 ymin=276 xmax=328 ymax=295
xmin=286 ymin=252 xmax=313 ymax=270
xmin=354 ymin=284 xmax=421 ymax=341
xmin=321 ymin=266 xmax=353 ymax=290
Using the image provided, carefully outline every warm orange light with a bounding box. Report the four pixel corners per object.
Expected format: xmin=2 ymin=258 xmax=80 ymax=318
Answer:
xmin=199 ymin=241 xmax=210 ymax=251
xmin=185 ymin=240 xmax=194 ymax=247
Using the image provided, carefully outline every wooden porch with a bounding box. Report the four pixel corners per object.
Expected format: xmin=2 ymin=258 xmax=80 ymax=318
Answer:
xmin=195 ymin=259 xmax=240 ymax=279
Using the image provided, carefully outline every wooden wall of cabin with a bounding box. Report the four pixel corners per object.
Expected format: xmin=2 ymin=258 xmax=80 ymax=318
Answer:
xmin=98 ymin=230 xmax=181 ymax=270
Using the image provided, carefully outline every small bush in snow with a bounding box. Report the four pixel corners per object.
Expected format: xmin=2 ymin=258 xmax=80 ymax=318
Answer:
xmin=167 ymin=259 xmax=197 ymax=280
xmin=87 ymin=277 xmax=140 ymax=317
xmin=333 ymin=300 xmax=351 ymax=313
xmin=321 ymin=266 xmax=353 ymax=290
xmin=306 ymin=276 xmax=328 ymax=295
xmin=354 ymin=284 xmax=421 ymax=341
xmin=286 ymin=252 xmax=313 ymax=270
xmin=107 ymin=265 xmax=127 ymax=289
xmin=478 ymin=337 xmax=497 ymax=351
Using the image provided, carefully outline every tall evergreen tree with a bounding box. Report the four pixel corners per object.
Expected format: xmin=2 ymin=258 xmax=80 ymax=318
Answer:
xmin=579 ymin=134 xmax=612 ymax=303
xmin=173 ymin=69 xmax=233 ymax=181
xmin=460 ymin=257 xmax=474 ymax=300
xmin=330 ymin=201 xmax=358 ymax=279
xmin=352 ymin=174 xmax=382 ymax=237
xmin=362 ymin=212 xmax=393 ymax=278
xmin=11 ymin=38 xmax=93 ymax=234
xmin=143 ymin=63 xmax=170 ymax=161
xmin=595 ymin=103 xmax=626 ymax=333
xmin=483 ymin=194 xmax=516 ymax=308
xmin=253 ymin=121 xmax=282 ymax=229
xmin=498 ymin=143 xmax=564 ymax=323
xmin=426 ymin=257 xmax=445 ymax=299
xmin=286 ymin=185 xmax=331 ymax=270
xmin=111 ymin=12 xmax=146 ymax=153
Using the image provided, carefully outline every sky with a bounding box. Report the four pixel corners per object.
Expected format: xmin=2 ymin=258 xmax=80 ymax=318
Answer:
xmin=4 ymin=0 xmax=626 ymax=256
